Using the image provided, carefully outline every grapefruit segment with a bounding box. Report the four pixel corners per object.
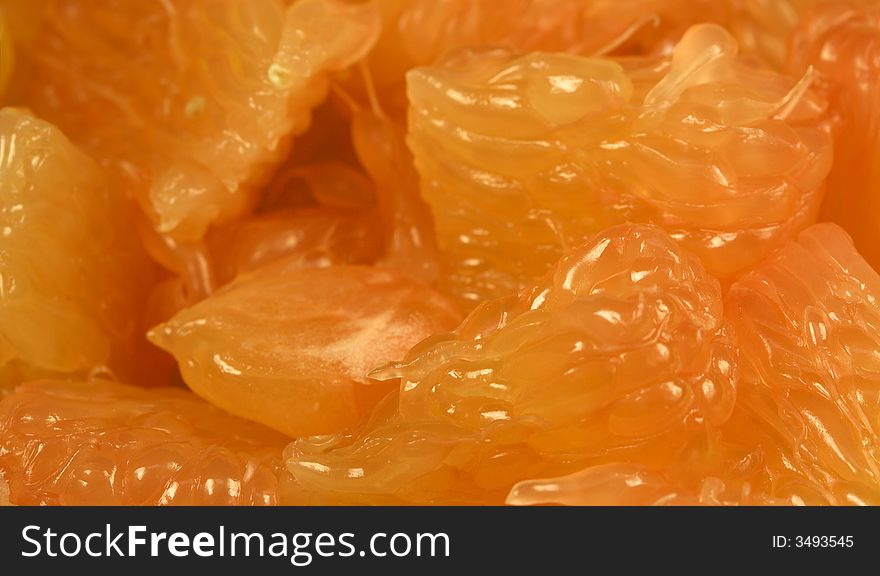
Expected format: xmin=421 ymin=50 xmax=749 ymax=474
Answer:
xmin=722 ymin=223 xmax=880 ymax=504
xmin=206 ymin=207 xmax=384 ymax=285
xmin=393 ymin=0 xmax=728 ymax=63
xmin=15 ymin=0 xmax=380 ymax=241
xmin=788 ymin=2 xmax=880 ymax=271
xmin=508 ymin=224 xmax=880 ymax=505
xmin=0 ymin=379 xmax=287 ymax=505
xmin=351 ymin=107 xmax=440 ymax=283
xmin=149 ymin=265 xmax=462 ymax=438
xmin=0 ymin=109 xmax=147 ymax=387
xmin=1 ymin=0 xmax=879 ymax=509
xmin=506 ymin=463 xmax=700 ymax=506
xmin=282 ymin=224 xmax=737 ymax=504
xmin=407 ymin=24 xmax=832 ymax=305
xmin=355 ymin=0 xmax=836 ymax=123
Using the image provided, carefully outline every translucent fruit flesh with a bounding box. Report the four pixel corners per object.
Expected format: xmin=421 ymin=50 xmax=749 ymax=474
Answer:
xmin=0 ymin=109 xmax=147 ymax=387
xmin=12 ymin=0 xmax=380 ymax=241
xmin=508 ymin=224 xmax=880 ymax=505
xmin=360 ymin=0 xmax=827 ymax=120
xmin=390 ymin=0 xmax=812 ymax=65
xmin=350 ymin=107 xmax=441 ymax=283
xmin=283 ymin=223 xmax=880 ymax=506
xmin=206 ymin=207 xmax=384 ymax=286
xmin=408 ymin=24 xmax=832 ymax=305
xmin=2 ymin=1 xmax=880 ymax=508
xmin=788 ymin=2 xmax=880 ymax=271
xmin=0 ymin=379 xmax=288 ymax=505
xmin=721 ymin=223 xmax=880 ymax=505
xmin=281 ymin=224 xmax=737 ymax=504
xmin=150 ymin=266 xmax=462 ymax=438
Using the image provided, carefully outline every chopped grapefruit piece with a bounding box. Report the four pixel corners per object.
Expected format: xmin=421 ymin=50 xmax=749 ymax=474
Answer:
xmin=0 ymin=379 xmax=287 ymax=505
xmin=408 ymin=24 xmax=832 ymax=305
xmin=149 ymin=266 xmax=461 ymax=438
xmin=508 ymin=224 xmax=880 ymax=505
xmin=356 ymin=0 xmax=831 ymax=122
xmin=3 ymin=0 xmax=880 ymax=508
xmin=506 ymin=463 xmax=706 ymax=505
xmin=351 ymin=107 xmax=440 ymax=282
xmin=206 ymin=207 xmax=383 ymax=285
xmin=721 ymin=223 xmax=880 ymax=505
xmin=0 ymin=109 xmax=147 ymax=387
xmin=726 ymin=0 xmax=826 ymax=70
xmin=137 ymin=156 xmax=384 ymax=307
xmin=392 ymin=0 xmax=728 ymax=63
xmin=14 ymin=0 xmax=380 ymax=240
xmin=281 ymin=224 xmax=736 ymax=504
xmin=788 ymin=2 xmax=880 ymax=271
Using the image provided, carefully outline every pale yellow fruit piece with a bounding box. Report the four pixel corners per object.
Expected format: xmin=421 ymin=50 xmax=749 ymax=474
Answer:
xmin=150 ymin=265 xmax=461 ymax=438
xmin=16 ymin=0 xmax=380 ymax=241
xmin=408 ymin=23 xmax=832 ymax=305
xmin=0 ymin=108 xmax=145 ymax=385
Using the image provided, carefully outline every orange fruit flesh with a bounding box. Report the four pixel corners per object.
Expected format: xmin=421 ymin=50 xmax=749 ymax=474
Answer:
xmin=2 ymin=1 xmax=880 ymax=507
xmin=282 ymin=223 xmax=880 ymax=506
xmin=0 ymin=108 xmax=149 ymax=387
xmin=282 ymin=224 xmax=738 ymax=504
xmin=0 ymin=13 xmax=12 ymax=96
xmin=206 ymin=207 xmax=384 ymax=285
xmin=0 ymin=379 xmax=288 ymax=505
xmin=508 ymin=224 xmax=880 ymax=505
xmin=788 ymin=2 xmax=880 ymax=271
xmin=720 ymin=223 xmax=880 ymax=505
xmin=358 ymin=0 xmax=832 ymax=120
xmin=351 ymin=107 xmax=441 ymax=283
xmin=149 ymin=265 xmax=462 ymax=438
xmin=7 ymin=0 xmax=380 ymax=242
xmin=408 ymin=24 xmax=832 ymax=306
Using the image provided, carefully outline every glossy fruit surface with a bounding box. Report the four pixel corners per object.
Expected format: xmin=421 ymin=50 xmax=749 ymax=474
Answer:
xmin=0 ymin=109 xmax=146 ymax=387
xmin=361 ymin=0 xmax=830 ymax=118
xmin=12 ymin=0 xmax=380 ymax=241
xmin=282 ymin=224 xmax=737 ymax=504
xmin=150 ymin=265 xmax=461 ymax=438
xmin=3 ymin=0 xmax=880 ymax=508
xmin=721 ymin=223 xmax=880 ymax=505
xmin=0 ymin=379 xmax=287 ymax=505
xmin=509 ymin=224 xmax=880 ymax=505
xmin=207 ymin=207 xmax=383 ymax=285
xmin=789 ymin=2 xmax=880 ymax=271
xmin=408 ymin=24 xmax=832 ymax=304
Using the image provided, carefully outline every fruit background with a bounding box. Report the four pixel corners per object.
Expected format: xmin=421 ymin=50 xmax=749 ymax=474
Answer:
xmin=0 ymin=0 xmax=879 ymax=505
